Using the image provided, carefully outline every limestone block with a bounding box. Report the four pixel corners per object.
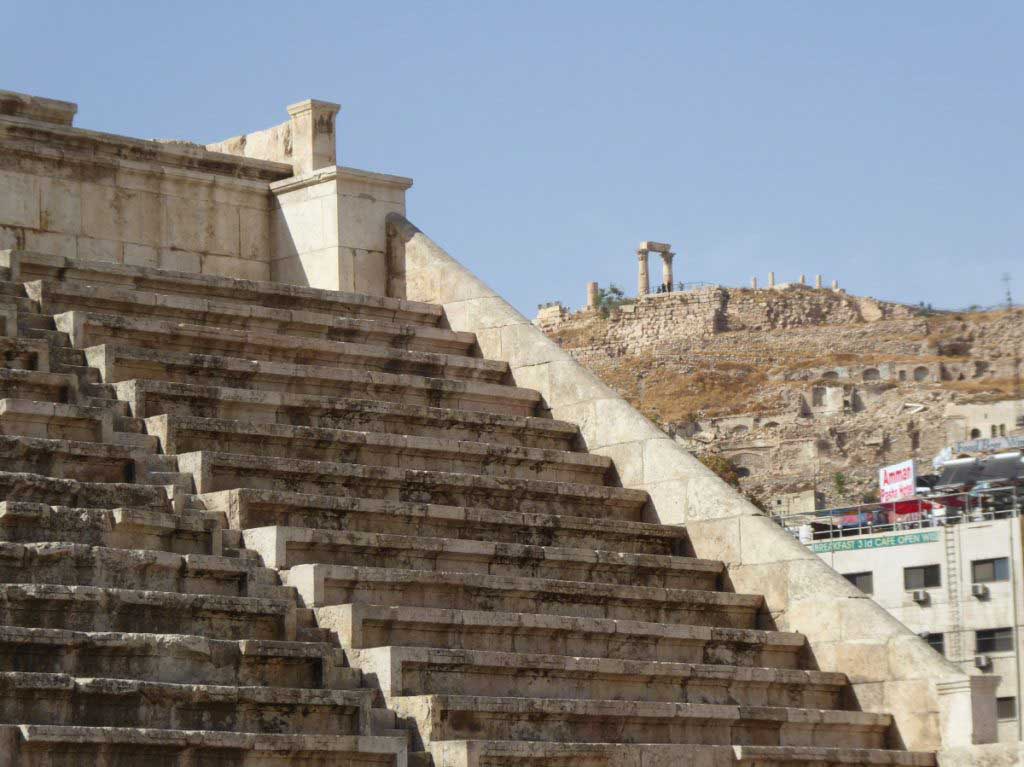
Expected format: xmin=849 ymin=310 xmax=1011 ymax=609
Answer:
xmin=81 ymin=184 xmax=162 ymax=246
xmin=239 ymin=205 xmax=270 ymax=262
xmin=158 ymin=249 xmax=201 ymax=274
xmin=164 ymin=194 xmax=239 ymax=257
xmin=352 ymin=248 xmax=387 ymax=296
xmin=39 ymin=177 xmax=81 ymax=234
xmin=0 ymin=170 xmax=39 ymax=228
xmin=124 ymin=243 xmax=158 ymax=268
xmin=274 ymin=195 xmax=335 ymax=258
xmin=24 ymin=230 xmax=76 ymax=260
xmin=338 ymin=194 xmax=395 ymax=254
xmin=77 ymin=237 xmax=122 ymax=264
xmin=591 ymin=441 xmax=646 ymax=486
xmin=200 ymin=254 xmax=270 ymax=282
xmin=0 ymin=227 xmax=18 ymax=251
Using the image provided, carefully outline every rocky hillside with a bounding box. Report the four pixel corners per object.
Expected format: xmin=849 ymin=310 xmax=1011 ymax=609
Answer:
xmin=537 ymin=283 xmax=1024 ymax=509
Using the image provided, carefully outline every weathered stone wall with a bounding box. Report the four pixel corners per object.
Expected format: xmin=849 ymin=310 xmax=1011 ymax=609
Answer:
xmin=0 ymin=90 xmax=411 ymax=296
xmin=0 ymin=95 xmax=290 ymax=281
xmin=540 ymin=284 xmax=916 ymax=357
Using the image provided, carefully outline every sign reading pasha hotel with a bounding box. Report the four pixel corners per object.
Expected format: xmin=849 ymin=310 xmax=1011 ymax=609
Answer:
xmin=879 ymin=459 xmax=916 ymax=503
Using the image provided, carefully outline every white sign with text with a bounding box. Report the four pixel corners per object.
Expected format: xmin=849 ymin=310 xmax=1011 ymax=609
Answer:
xmin=879 ymin=459 xmax=916 ymax=503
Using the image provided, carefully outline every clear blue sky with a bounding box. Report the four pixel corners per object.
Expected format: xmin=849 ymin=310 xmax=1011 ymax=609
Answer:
xmin=4 ymin=1 xmax=1021 ymax=314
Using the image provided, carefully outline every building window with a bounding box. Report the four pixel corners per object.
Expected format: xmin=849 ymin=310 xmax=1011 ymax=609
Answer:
xmin=992 ymin=424 xmax=999 ymax=437
xmin=976 ymin=628 xmax=1014 ymax=653
xmin=925 ymin=633 xmax=945 ymax=655
xmin=1000 ymin=424 xmax=1007 ymax=437
xmin=844 ymin=572 xmax=873 ymax=595
xmin=970 ymin=428 xmax=981 ymax=439
xmin=972 ymin=558 xmax=1010 ymax=584
xmin=904 ymin=564 xmax=941 ymax=590
xmin=997 ymin=697 xmax=1017 ymax=720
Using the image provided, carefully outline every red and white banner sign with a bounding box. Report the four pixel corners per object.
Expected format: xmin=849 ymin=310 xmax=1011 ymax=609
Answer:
xmin=879 ymin=459 xmax=916 ymax=503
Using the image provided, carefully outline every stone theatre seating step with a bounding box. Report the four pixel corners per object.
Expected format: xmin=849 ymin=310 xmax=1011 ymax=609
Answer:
xmin=55 ymin=311 xmax=508 ymax=383
xmin=0 ymin=249 xmax=933 ymax=767
xmin=96 ymin=347 xmax=544 ymax=417
xmin=116 ymin=378 xmax=574 ymax=448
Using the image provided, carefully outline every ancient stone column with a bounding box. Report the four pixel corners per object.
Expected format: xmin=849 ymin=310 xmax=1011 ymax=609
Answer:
xmin=587 ymin=281 xmax=599 ymax=309
xmin=799 ymin=274 xmax=806 ymax=285
xmin=661 ymin=252 xmax=675 ymax=291
xmin=637 ymin=250 xmax=650 ymax=295
xmin=832 ymin=279 xmax=839 ymax=290
xmin=751 ymin=276 xmax=758 ymax=289
xmin=815 ymin=274 xmax=822 ymax=288
xmin=768 ymin=271 xmax=775 ymax=288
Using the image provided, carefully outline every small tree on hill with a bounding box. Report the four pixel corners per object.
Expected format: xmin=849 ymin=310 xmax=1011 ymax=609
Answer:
xmin=596 ymin=283 xmax=630 ymax=316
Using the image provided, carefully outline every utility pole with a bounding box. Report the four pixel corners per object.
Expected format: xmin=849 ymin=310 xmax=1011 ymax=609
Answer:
xmin=1005 ymin=273 xmax=1024 ymax=427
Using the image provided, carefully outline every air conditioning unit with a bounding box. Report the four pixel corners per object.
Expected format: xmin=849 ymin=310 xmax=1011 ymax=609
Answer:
xmin=972 ymin=583 xmax=990 ymax=599
xmin=975 ymin=654 xmax=992 ymax=669
xmin=912 ymin=589 xmax=930 ymax=604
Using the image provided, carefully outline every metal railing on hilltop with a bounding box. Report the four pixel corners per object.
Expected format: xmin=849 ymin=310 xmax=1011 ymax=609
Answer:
xmin=773 ymin=484 xmax=1022 ymax=543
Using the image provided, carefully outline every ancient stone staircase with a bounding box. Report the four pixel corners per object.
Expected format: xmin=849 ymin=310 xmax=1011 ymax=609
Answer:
xmin=0 ymin=248 xmax=935 ymax=766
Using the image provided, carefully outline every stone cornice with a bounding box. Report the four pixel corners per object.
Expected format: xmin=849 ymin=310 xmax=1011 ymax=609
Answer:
xmin=0 ymin=114 xmax=293 ymax=183
xmin=269 ymin=165 xmax=414 ymax=195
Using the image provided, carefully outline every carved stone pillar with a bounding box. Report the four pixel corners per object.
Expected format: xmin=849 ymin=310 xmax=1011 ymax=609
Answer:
xmin=587 ymin=281 xmax=599 ymax=309
xmin=661 ymin=252 xmax=675 ymax=291
xmin=637 ymin=251 xmax=650 ymax=296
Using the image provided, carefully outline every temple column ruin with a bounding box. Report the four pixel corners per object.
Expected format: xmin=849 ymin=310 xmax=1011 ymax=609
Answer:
xmin=587 ymin=281 xmax=600 ymax=309
xmin=637 ymin=250 xmax=650 ymax=295
xmin=661 ymin=251 xmax=675 ymax=291
xmin=636 ymin=241 xmax=673 ymax=295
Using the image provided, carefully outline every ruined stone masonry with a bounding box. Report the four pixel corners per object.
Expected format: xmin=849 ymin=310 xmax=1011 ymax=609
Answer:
xmin=0 ymin=88 xmax=1002 ymax=766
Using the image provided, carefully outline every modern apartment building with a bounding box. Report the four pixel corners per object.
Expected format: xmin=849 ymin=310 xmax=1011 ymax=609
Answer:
xmin=783 ymin=487 xmax=1023 ymax=742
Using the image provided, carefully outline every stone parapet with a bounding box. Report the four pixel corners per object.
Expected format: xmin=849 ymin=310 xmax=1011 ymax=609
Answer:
xmin=0 ymin=95 xmax=290 ymax=281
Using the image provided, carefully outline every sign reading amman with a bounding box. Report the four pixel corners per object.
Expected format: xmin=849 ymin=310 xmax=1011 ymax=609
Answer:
xmin=879 ymin=458 xmax=916 ymax=503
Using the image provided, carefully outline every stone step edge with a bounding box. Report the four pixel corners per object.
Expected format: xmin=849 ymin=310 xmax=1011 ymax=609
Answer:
xmin=0 ymin=540 xmax=280 ymax=583
xmin=348 ymin=645 xmax=847 ymax=689
xmin=0 ymin=471 xmax=171 ymax=511
xmin=55 ymin=311 xmax=507 ymax=381
xmin=389 ymin=693 xmax=892 ymax=725
xmin=29 ymin=279 xmax=475 ymax=352
xmin=427 ymin=741 xmax=935 ymax=766
xmin=285 ymin=564 xmax=762 ymax=610
xmin=0 ymin=623 xmax=341 ymax=662
xmin=3 ymin=247 xmax=443 ymax=324
xmin=102 ymin=349 xmax=542 ymax=407
xmin=148 ymin=414 xmax=609 ymax=473
xmin=200 ymin=488 xmax=688 ymax=546
xmin=0 ymin=501 xmax=216 ymax=538
xmin=243 ymin=525 xmax=719 ymax=575
xmin=0 ymin=670 xmax=373 ymax=707
xmin=1 ymin=724 xmax=409 ymax=758
xmin=316 ymin=603 xmax=805 ymax=651
xmin=178 ymin=451 xmax=648 ymax=510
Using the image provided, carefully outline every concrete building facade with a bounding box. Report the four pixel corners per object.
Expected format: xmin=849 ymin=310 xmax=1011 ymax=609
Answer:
xmin=809 ymin=513 xmax=1024 ymax=743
